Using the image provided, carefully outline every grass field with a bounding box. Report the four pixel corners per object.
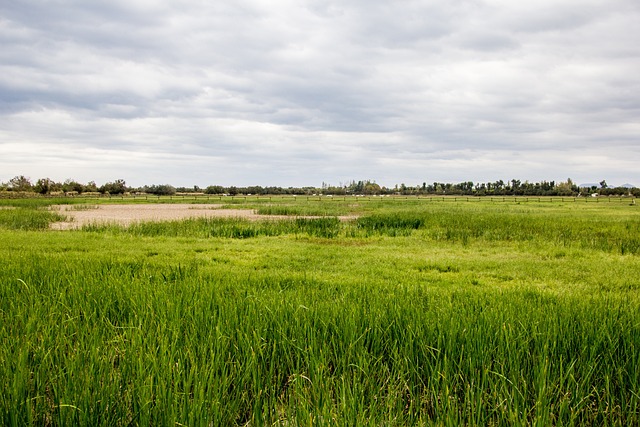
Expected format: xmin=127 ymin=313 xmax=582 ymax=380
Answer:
xmin=0 ymin=197 xmax=639 ymax=425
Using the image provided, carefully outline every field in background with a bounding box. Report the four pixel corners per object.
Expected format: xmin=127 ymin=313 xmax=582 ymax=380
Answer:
xmin=0 ymin=197 xmax=639 ymax=425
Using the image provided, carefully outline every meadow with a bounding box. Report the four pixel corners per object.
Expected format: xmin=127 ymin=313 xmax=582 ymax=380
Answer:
xmin=0 ymin=196 xmax=639 ymax=425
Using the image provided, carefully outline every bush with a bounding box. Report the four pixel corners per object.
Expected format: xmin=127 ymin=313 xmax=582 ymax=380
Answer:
xmin=98 ymin=179 xmax=127 ymax=195
xmin=205 ymin=186 xmax=225 ymax=195
xmin=144 ymin=184 xmax=176 ymax=196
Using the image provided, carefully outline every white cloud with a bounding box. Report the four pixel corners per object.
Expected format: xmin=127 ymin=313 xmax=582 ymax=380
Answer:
xmin=1 ymin=0 xmax=639 ymax=187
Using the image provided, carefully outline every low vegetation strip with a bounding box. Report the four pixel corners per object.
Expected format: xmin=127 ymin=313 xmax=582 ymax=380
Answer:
xmin=34 ymin=201 xmax=638 ymax=255
xmin=0 ymin=198 xmax=639 ymax=425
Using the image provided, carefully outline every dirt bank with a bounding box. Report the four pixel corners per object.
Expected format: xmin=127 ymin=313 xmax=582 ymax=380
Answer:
xmin=49 ymin=204 xmax=355 ymax=230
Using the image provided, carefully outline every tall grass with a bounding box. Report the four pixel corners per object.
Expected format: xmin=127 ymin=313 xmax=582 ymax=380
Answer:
xmin=1 ymin=253 xmax=638 ymax=425
xmin=0 ymin=199 xmax=639 ymax=425
xmin=80 ymin=202 xmax=640 ymax=255
xmin=0 ymin=207 xmax=66 ymax=230
xmin=355 ymin=205 xmax=640 ymax=254
xmin=83 ymin=216 xmax=344 ymax=239
xmin=255 ymin=204 xmax=350 ymax=217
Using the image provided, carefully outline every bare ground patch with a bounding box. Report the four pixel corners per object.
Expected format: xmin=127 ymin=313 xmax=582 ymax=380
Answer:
xmin=50 ymin=204 xmax=357 ymax=230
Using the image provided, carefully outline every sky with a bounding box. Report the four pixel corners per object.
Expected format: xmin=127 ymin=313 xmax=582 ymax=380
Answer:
xmin=1 ymin=0 xmax=639 ymax=188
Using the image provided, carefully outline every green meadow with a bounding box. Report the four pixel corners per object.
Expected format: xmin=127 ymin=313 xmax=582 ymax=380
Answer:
xmin=0 ymin=197 xmax=639 ymax=425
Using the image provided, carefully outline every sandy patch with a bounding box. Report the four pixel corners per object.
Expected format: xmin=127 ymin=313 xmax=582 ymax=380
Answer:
xmin=50 ymin=204 xmax=356 ymax=230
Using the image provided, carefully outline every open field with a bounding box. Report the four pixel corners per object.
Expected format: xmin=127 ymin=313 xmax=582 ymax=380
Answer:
xmin=0 ymin=197 xmax=639 ymax=425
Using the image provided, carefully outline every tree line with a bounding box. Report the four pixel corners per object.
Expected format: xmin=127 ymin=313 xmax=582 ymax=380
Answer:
xmin=1 ymin=176 xmax=638 ymax=197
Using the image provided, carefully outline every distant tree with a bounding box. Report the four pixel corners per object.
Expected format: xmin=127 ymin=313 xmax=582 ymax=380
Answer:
xmin=363 ymin=182 xmax=381 ymax=195
xmin=84 ymin=181 xmax=98 ymax=193
xmin=265 ymin=186 xmax=285 ymax=195
xmin=321 ymin=184 xmax=346 ymax=195
xmin=609 ymin=186 xmax=627 ymax=196
xmin=62 ymin=179 xmax=85 ymax=194
xmin=35 ymin=178 xmax=55 ymax=194
xmin=454 ymin=181 xmax=474 ymax=194
xmin=205 ymin=185 xmax=225 ymax=194
xmin=144 ymin=184 xmax=176 ymax=196
xmin=556 ymin=179 xmax=577 ymax=196
xmin=246 ymin=186 xmax=265 ymax=195
xmin=8 ymin=175 xmax=33 ymax=192
xmin=99 ymin=179 xmax=127 ymax=195
xmin=175 ymin=186 xmax=195 ymax=193
xmin=599 ymin=180 xmax=608 ymax=189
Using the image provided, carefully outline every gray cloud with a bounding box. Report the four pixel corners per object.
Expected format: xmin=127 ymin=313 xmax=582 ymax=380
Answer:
xmin=1 ymin=0 xmax=639 ymax=187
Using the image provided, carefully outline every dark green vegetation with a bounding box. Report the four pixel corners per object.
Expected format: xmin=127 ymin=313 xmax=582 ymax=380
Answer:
xmin=1 ymin=197 xmax=639 ymax=425
xmin=3 ymin=174 xmax=639 ymax=197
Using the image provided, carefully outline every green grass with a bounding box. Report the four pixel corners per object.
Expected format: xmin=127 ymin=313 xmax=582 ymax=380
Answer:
xmin=0 ymin=198 xmax=639 ymax=425
xmin=82 ymin=216 xmax=345 ymax=239
xmin=0 ymin=207 xmax=66 ymax=230
xmin=255 ymin=202 xmax=353 ymax=217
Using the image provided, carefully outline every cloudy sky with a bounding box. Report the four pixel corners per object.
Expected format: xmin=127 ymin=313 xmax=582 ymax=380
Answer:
xmin=1 ymin=0 xmax=639 ymax=188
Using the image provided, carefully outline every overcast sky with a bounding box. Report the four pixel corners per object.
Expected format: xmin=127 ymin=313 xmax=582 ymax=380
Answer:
xmin=1 ymin=0 xmax=639 ymax=188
